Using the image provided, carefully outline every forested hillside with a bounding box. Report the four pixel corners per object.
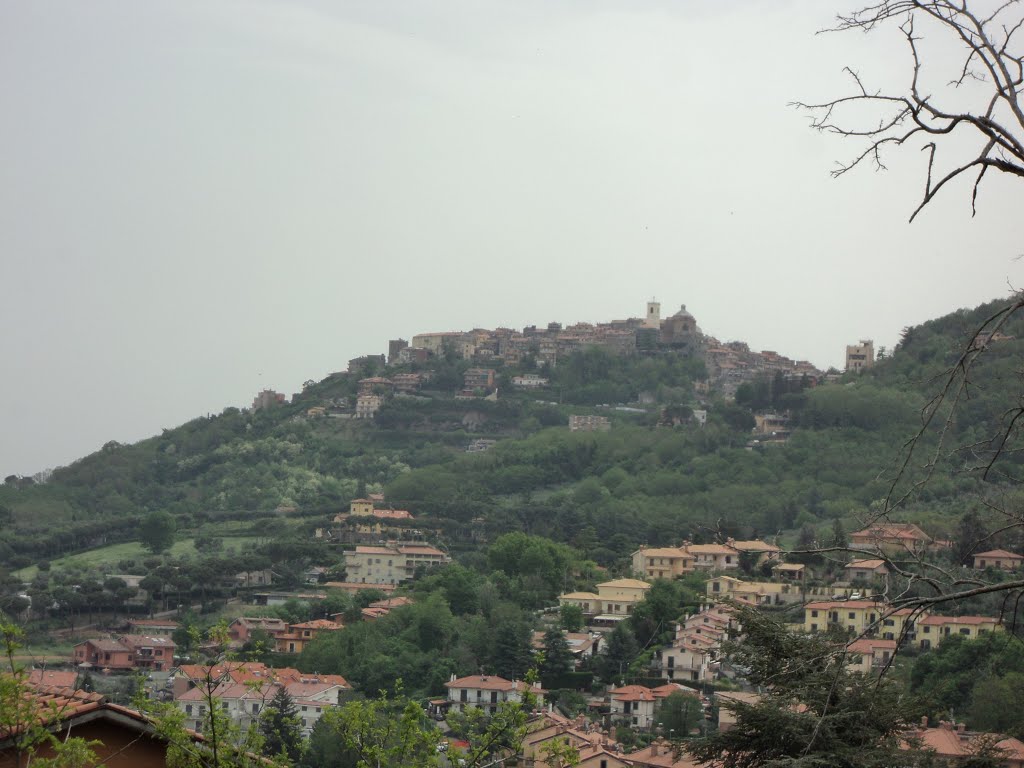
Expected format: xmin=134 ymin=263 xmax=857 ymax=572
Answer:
xmin=2 ymin=297 xmax=1022 ymax=572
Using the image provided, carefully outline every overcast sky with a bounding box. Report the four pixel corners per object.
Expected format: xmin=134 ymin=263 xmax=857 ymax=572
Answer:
xmin=1 ymin=0 xmax=1021 ymax=478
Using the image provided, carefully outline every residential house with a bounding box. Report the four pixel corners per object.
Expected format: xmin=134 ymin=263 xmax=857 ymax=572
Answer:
xmin=627 ymin=738 xmax=703 ymax=767
xmin=727 ymin=539 xmax=782 ymax=565
xmin=558 ymin=578 xmax=652 ymax=620
xmin=845 ymin=559 xmax=890 ymax=582
xmin=705 ymin=576 xmax=802 ymax=607
xmin=227 ymin=617 xmax=288 ymax=646
xmin=847 ymin=638 xmax=897 ymax=674
xmin=530 ymin=631 xmax=600 ymax=667
xmin=360 ymin=596 xmax=414 ymax=621
xmin=608 ymin=683 xmax=696 ymax=730
xmin=72 ymin=639 xmax=139 ymax=672
xmin=973 ymin=549 xmax=1024 ymax=571
xmin=445 ymin=674 xmax=545 ymax=715
xmin=654 ymin=606 xmax=735 ymax=684
xmin=463 ymin=368 xmax=496 ymax=391
xmin=716 ymin=691 xmax=761 ymax=732
xmin=916 ymin=615 xmax=1001 ymax=650
xmin=631 ymin=547 xmax=695 ymax=580
xmin=354 ymin=394 xmax=383 ymax=419
xmin=344 ymin=543 xmax=450 ymax=585
xmin=804 ymin=600 xmax=884 ymax=636
xmin=234 ymin=569 xmax=274 ymax=588
xmin=904 ymin=720 xmax=1024 ymax=767
xmin=850 ymin=523 xmax=933 ymax=555
xmin=687 ymin=544 xmax=738 ymax=571
xmin=0 ymin=687 xmax=208 ymax=768
xmin=116 ymin=635 xmax=176 ymax=671
xmin=512 ymin=374 xmax=549 ymax=388
xmin=772 ymin=563 xmax=805 ymax=581
xmin=274 ymin=619 xmax=344 ymax=654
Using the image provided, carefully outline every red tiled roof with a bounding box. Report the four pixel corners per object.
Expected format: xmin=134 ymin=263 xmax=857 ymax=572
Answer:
xmin=918 ymin=615 xmax=999 ymax=626
xmin=610 ymin=685 xmax=655 ymax=702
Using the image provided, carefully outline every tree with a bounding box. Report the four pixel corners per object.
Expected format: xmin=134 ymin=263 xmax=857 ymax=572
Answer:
xmin=796 ymin=0 xmax=1024 ymax=222
xmin=559 ymin=604 xmax=583 ymax=633
xmin=655 ymin=690 xmax=703 ymax=740
xmin=259 ymin=687 xmax=303 ymax=763
xmin=139 ymin=510 xmax=176 ymax=554
xmin=538 ymin=628 xmax=574 ymax=684
xmin=688 ymin=605 xmax=929 ymax=768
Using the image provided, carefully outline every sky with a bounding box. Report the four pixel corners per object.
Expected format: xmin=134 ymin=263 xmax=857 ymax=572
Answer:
xmin=1 ymin=0 xmax=1021 ymax=478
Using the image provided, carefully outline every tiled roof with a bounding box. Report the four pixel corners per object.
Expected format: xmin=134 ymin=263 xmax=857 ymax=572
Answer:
xmin=846 ymin=559 xmax=887 ymax=569
xmin=974 ymin=549 xmax=1023 ymax=559
xmin=918 ymin=614 xmax=998 ymax=626
xmin=599 ymin=578 xmax=651 ymax=589
xmin=610 ymin=685 xmax=656 ymax=702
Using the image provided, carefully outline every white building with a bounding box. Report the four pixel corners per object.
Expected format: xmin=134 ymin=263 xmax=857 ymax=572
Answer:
xmin=444 ymin=674 xmax=545 ymax=715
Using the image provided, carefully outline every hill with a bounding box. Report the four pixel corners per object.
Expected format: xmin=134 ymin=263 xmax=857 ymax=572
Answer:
xmin=2 ymin=296 xmax=1023 ymax=574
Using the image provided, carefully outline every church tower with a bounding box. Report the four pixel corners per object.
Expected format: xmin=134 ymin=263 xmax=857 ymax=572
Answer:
xmin=645 ymin=300 xmax=661 ymax=329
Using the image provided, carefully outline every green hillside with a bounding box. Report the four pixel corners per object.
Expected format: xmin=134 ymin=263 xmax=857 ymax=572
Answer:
xmin=2 ymin=297 xmax=1022 ymax=573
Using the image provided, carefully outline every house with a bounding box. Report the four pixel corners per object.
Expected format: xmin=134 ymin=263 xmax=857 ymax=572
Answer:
xmin=904 ymin=720 xmax=1024 ymax=767
xmin=463 ymin=368 xmax=496 ymax=391
xmin=772 ymin=563 xmax=805 ymax=581
xmin=445 ymin=674 xmax=545 ymax=715
xmin=530 ymin=631 xmax=600 ymax=666
xmin=273 ymin=619 xmax=344 ymax=654
xmin=653 ymin=606 xmax=735 ymax=684
xmin=627 ymin=737 xmax=703 ymax=767
xmin=716 ymin=691 xmax=761 ymax=732
xmin=727 ymin=539 xmax=782 ymax=564
xmin=556 ymin=578 xmax=651 ymax=620
xmin=518 ymin=713 xmax=620 ymax=768
xmin=344 ymin=543 xmax=450 ymax=585
xmin=568 ymin=415 xmax=611 ymax=432
xmin=360 ymin=596 xmax=414 ymax=620
xmin=512 ymin=374 xmax=549 ymax=388
xmin=234 ymin=569 xmax=274 ymax=588
xmin=705 ymin=576 xmax=802 ymax=607
xmin=608 ymin=683 xmax=695 ymax=730
xmin=844 ymin=559 xmax=890 ymax=581
xmin=850 ymin=522 xmax=932 ymax=555
xmin=0 ymin=686 xmax=207 ymax=768
xmin=916 ymin=615 xmax=1001 ymax=649
xmin=846 ymin=638 xmax=897 ymax=674
xmin=804 ymin=600 xmax=884 ymax=636
xmin=227 ymin=617 xmax=288 ymax=646
xmin=632 ymin=547 xmax=695 ymax=580
xmin=687 ymin=544 xmax=738 ymax=571
xmin=355 ymin=394 xmax=384 ymax=419
xmin=973 ymin=549 xmax=1024 ymax=571
xmin=116 ymin=635 xmax=176 ymax=671
xmin=72 ymin=639 xmax=135 ymax=671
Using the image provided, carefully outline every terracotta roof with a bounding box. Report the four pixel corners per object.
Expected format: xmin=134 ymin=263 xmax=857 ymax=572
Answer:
xmin=610 ymin=685 xmax=656 ymax=702
xmin=599 ymin=578 xmax=651 ymax=589
xmin=445 ymin=675 xmax=517 ymax=691
xmin=78 ymin=638 xmax=128 ymax=652
xmin=635 ymin=547 xmax=691 ymax=558
xmin=27 ymin=669 xmax=80 ymax=688
xmin=773 ymin=563 xmax=805 ymax=571
xmin=687 ymin=544 xmax=736 ymax=555
xmin=729 ymin=540 xmax=781 ymax=553
xmin=918 ymin=615 xmax=999 ymax=626
xmin=847 ymin=638 xmax=897 ymax=653
xmin=974 ymin=549 xmax=1023 ymax=559
xmin=288 ymin=620 xmax=343 ymax=631
xmin=0 ymin=685 xmax=104 ymax=738
xmin=804 ymin=599 xmax=882 ymax=611
xmin=908 ymin=724 xmax=1024 ymax=761
xmin=846 ymin=559 xmax=887 ymax=569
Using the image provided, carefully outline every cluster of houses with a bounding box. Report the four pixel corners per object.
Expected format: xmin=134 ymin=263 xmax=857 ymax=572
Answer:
xmin=170 ymin=661 xmax=350 ymax=737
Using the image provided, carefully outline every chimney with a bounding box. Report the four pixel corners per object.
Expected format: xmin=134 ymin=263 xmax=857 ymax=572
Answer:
xmin=449 ymin=673 xmax=456 ymax=682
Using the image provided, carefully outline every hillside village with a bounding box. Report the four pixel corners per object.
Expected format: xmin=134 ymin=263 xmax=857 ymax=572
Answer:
xmin=3 ymin=296 xmax=1024 ymax=768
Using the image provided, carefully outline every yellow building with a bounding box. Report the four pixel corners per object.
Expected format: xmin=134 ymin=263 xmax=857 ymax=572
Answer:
xmin=631 ymin=547 xmax=694 ymax=580
xmin=804 ymin=600 xmax=883 ymax=635
xmin=916 ymin=615 xmax=1001 ymax=649
xmin=557 ymin=579 xmax=651 ymax=618
xmin=706 ymin=576 xmax=802 ymax=607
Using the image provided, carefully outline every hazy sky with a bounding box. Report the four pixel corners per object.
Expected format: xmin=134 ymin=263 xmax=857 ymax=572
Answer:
xmin=1 ymin=0 xmax=1021 ymax=477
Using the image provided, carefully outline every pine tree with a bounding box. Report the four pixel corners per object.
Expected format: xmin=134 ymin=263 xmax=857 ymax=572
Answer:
xmin=539 ymin=628 xmax=574 ymax=685
xmin=259 ymin=686 xmax=303 ymax=763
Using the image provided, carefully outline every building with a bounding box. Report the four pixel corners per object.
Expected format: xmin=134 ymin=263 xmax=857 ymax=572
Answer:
xmin=343 ymin=543 xmax=450 ymax=586
xmin=463 ymin=368 xmax=496 ymax=391
xmin=705 ymin=576 xmax=803 ymax=607
xmin=973 ymin=549 xmax=1024 ymax=571
xmin=274 ymin=620 xmax=344 ymax=654
xmin=355 ymin=394 xmax=384 ymax=419
xmin=716 ymin=691 xmax=761 ymax=733
xmin=916 ymin=615 xmax=1001 ymax=649
xmin=227 ymin=617 xmax=288 ymax=646
xmin=631 ymin=547 xmax=695 ymax=580
xmin=903 ymin=721 xmax=1024 ymax=767
xmin=557 ymin=579 xmax=651 ymax=621
xmin=687 ymin=544 xmax=738 ymax=571
xmin=388 ymin=338 xmax=408 ymax=363
xmin=845 ymin=340 xmax=875 ymax=372
xmin=850 ymin=523 xmax=933 ymax=555
xmin=444 ymin=675 xmax=545 ymax=715
xmin=804 ymin=600 xmax=885 ymax=635
xmin=847 ymin=638 xmax=897 ymax=674
xmin=126 ymin=619 xmax=178 ymax=636
xmin=72 ymin=636 xmax=175 ymax=672
xmin=530 ymin=631 xmax=600 ymax=667
xmin=568 ymin=415 xmax=611 ymax=432
xmin=511 ymin=374 xmax=549 ymax=388
xmin=116 ymin=635 xmax=176 ymax=671
xmin=72 ymin=639 xmax=134 ymax=671
xmin=608 ymin=683 xmax=696 ymax=730
xmin=844 ymin=558 xmax=890 ymax=582
xmin=252 ymin=389 xmax=286 ymax=410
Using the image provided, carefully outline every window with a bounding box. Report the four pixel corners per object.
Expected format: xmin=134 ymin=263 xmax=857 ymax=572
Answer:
xmin=810 ymin=623 xmax=818 ymax=632
xmin=302 ymin=706 xmax=308 ymax=712
xmin=848 ymin=612 xmax=856 ymax=620
xmin=460 ymin=690 xmax=468 ymax=702
xmin=883 ymin=619 xmax=895 ymax=627
xmin=185 ymin=705 xmax=193 ymax=715
xmin=960 ymin=628 xmax=970 ymax=635
xmin=252 ymin=703 xmax=259 ymax=713
xmin=811 ymin=610 xmax=819 ymax=618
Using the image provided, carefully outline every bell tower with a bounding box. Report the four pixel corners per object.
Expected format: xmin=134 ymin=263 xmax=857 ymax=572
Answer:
xmin=645 ymin=299 xmax=661 ymax=329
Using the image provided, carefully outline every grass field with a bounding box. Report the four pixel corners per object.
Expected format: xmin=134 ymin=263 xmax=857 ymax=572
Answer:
xmin=14 ymin=536 xmax=263 ymax=580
